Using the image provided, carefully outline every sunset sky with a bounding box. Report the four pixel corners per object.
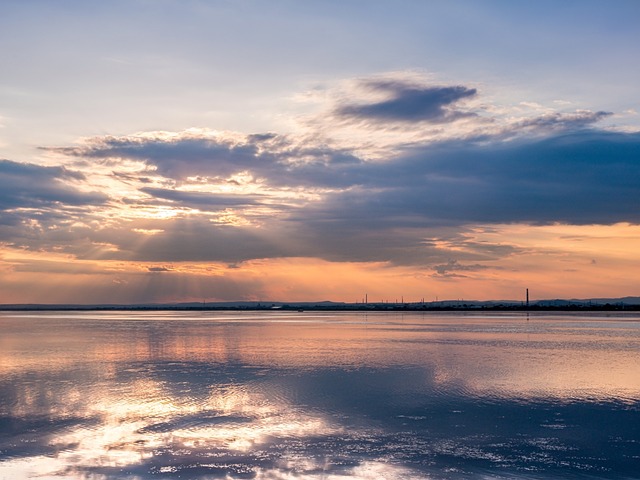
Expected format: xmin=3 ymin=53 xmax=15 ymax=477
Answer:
xmin=1 ymin=0 xmax=639 ymax=304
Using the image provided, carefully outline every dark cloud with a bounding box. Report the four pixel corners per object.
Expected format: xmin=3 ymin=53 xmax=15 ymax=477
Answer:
xmin=111 ymin=171 xmax=154 ymax=184
xmin=420 ymin=130 xmax=640 ymax=225
xmin=148 ymin=266 xmax=171 ymax=272
xmin=61 ymin=136 xmax=265 ymax=180
xmin=52 ymin=134 xmax=363 ymax=186
xmin=303 ymin=130 xmax=640 ymax=227
xmin=432 ymin=260 xmax=493 ymax=277
xmin=0 ymin=159 xmax=109 ymax=254
xmin=0 ymin=159 xmax=107 ymax=211
xmin=336 ymin=81 xmax=477 ymax=123
xmin=140 ymin=187 xmax=265 ymax=209
xmin=513 ymin=110 xmax=613 ymax=133
xmin=83 ymin=218 xmax=296 ymax=263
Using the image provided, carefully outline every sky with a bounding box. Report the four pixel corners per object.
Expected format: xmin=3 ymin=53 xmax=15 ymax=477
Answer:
xmin=1 ymin=0 xmax=639 ymax=304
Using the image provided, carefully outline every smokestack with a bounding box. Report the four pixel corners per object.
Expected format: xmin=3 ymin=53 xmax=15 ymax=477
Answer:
xmin=526 ymin=288 xmax=529 ymax=308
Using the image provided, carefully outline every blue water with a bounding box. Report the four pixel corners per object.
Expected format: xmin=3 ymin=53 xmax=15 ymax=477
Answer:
xmin=0 ymin=311 xmax=639 ymax=479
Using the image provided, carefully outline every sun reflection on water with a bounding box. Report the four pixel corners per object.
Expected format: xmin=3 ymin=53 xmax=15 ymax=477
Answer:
xmin=1 ymin=371 xmax=344 ymax=478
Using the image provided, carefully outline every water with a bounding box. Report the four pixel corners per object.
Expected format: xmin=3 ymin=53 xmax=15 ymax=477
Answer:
xmin=0 ymin=311 xmax=639 ymax=479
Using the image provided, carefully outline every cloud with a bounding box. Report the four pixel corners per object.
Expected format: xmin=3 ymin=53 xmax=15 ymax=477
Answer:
xmin=432 ymin=260 xmax=493 ymax=278
xmin=511 ymin=110 xmax=613 ymax=135
xmin=140 ymin=187 xmax=265 ymax=209
xmin=427 ymin=130 xmax=640 ymax=225
xmin=51 ymin=131 xmax=362 ymax=187
xmin=335 ymin=79 xmax=477 ymax=123
xmin=84 ymin=217 xmax=295 ymax=263
xmin=303 ymin=130 xmax=640 ymax=228
xmin=304 ymin=74 xmax=618 ymax=159
xmin=0 ymin=159 xmax=110 ymax=255
xmin=14 ymin=76 xmax=640 ymax=272
xmin=0 ymin=159 xmax=107 ymax=211
xmin=54 ymin=133 xmax=267 ymax=180
xmin=37 ymin=128 xmax=640 ymax=268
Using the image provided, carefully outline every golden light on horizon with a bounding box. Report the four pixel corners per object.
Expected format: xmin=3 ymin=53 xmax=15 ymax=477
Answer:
xmin=1 ymin=218 xmax=640 ymax=304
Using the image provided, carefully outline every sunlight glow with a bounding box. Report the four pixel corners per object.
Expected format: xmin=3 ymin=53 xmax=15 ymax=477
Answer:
xmin=133 ymin=228 xmax=165 ymax=235
xmin=3 ymin=218 xmax=640 ymax=304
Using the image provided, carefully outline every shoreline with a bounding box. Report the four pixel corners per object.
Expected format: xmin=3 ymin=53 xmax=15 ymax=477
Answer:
xmin=1 ymin=304 xmax=639 ymax=312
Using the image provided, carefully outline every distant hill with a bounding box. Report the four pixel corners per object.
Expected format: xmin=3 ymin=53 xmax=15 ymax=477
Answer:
xmin=0 ymin=297 xmax=640 ymax=311
xmin=535 ymin=296 xmax=640 ymax=307
xmin=0 ymin=297 xmax=639 ymax=311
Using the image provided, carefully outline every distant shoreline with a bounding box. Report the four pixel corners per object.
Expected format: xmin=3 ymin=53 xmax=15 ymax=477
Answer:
xmin=1 ymin=302 xmax=639 ymax=312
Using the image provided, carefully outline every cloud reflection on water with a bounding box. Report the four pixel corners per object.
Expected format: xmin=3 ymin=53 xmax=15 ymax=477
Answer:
xmin=0 ymin=311 xmax=639 ymax=479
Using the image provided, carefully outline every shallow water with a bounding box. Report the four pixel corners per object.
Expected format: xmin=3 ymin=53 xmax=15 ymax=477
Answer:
xmin=0 ymin=311 xmax=639 ymax=479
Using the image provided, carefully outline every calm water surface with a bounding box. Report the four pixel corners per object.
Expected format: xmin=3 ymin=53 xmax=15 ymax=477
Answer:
xmin=0 ymin=311 xmax=639 ymax=479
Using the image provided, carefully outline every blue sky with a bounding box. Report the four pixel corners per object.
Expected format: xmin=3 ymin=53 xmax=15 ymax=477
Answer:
xmin=1 ymin=1 xmax=639 ymax=303
xmin=2 ymin=0 xmax=638 ymax=155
